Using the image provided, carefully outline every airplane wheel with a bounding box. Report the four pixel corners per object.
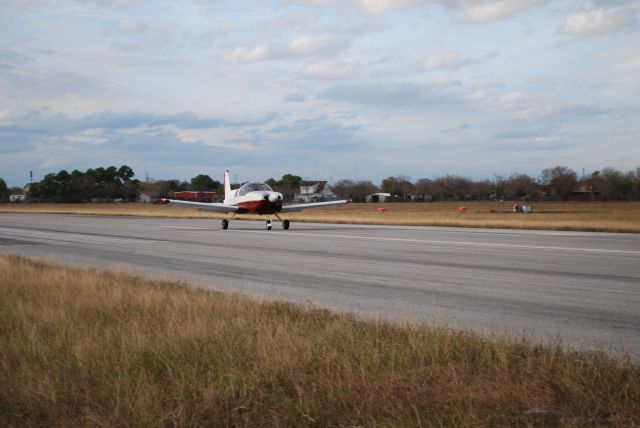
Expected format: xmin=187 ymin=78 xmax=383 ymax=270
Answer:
xmin=266 ymin=221 xmax=272 ymax=231
xmin=222 ymin=219 xmax=229 ymax=230
xmin=283 ymin=220 xmax=290 ymax=230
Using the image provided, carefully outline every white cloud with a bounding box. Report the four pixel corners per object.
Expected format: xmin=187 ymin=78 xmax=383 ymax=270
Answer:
xmin=304 ymin=61 xmax=355 ymax=79
xmin=562 ymin=7 xmax=636 ymax=36
xmin=118 ymin=17 xmax=147 ymax=33
xmin=423 ymin=51 xmax=458 ymax=70
xmin=355 ymin=0 xmax=427 ymax=14
xmin=618 ymin=56 xmax=640 ymax=71
xmin=288 ymin=35 xmax=349 ymax=56
xmin=452 ymin=0 xmax=545 ymax=22
xmin=244 ymin=45 xmax=270 ymax=62
xmin=226 ymin=34 xmax=350 ymax=63
xmin=286 ymin=0 xmax=542 ymax=19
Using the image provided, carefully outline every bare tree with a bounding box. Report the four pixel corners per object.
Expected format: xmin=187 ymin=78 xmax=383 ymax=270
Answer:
xmin=541 ymin=166 xmax=577 ymax=201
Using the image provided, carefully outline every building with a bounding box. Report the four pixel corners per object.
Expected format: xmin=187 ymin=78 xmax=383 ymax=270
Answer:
xmin=172 ymin=191 xmax=217 ymax=202
xmin=295 ymin=181 xmax=336 ymax=203
xmin=570 ymin=184 xmax=600 ymax=201
xmin=365 ymin=193 xmax=393 ymax=203
xmin=9 ymin=194 xmax=27 ymax=202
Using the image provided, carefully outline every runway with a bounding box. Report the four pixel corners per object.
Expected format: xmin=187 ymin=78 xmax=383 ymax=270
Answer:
xmin=1 ymin=213 xmax=639 ymax=358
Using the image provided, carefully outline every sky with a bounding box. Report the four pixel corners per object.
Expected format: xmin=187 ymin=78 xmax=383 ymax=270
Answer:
xmin=1 ymin=0 xmax=639 ymax=186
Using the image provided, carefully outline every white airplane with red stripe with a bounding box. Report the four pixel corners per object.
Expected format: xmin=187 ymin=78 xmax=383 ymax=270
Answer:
xmin=163 ymin=170 xmax=350 ymax=230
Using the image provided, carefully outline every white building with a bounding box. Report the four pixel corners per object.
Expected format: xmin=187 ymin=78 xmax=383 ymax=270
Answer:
xmin=365 ymin=193 xmax=392 ymax=203
xmin=295 ymin=181 xmax=336 ymax=203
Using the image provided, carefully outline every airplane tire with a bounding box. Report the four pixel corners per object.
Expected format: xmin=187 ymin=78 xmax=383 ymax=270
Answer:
xmin=222 ymin=219 xmax=229 ymax=230
xmin=283 ymin=220 xmax=290 ymax=230
xmin=266 ymin=221 xmax=272 ymax=231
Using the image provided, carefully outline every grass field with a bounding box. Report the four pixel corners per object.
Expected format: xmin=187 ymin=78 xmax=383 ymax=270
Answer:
xmin=1 ymin=255 xmax=639 ymax=426
xmin=2 ymin=201 xmax=640 ymax=232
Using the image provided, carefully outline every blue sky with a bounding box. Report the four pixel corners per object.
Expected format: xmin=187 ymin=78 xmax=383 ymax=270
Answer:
xmin=1 ymin=0 xmax=639 ymax=186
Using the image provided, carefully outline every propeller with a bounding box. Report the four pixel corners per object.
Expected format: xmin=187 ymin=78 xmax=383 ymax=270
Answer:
xmin=268 ymin=193 xmax=282 ymax=203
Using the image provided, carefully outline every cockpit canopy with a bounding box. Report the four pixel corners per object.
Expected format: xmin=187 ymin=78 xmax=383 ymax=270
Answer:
xmin=237 ymin=182 xmax=273 ymax=196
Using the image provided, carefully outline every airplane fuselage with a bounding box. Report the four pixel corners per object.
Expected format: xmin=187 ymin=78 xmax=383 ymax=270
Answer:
xmin=224 ymin=181 xmax=284 ymax=214
xmin=231 ymin=192 xmax=284 ymax=214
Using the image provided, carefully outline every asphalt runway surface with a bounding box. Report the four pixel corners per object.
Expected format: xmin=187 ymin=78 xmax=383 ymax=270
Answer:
xmin=1 ymin=213 xmax=639 ymax=359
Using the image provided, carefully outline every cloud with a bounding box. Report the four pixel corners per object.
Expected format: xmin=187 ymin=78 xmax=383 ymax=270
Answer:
xmin=118 ymin=17 xmax=147 ymax=33
xmin=449 ymin=0 xmax=546 ymax=22
xmin=304 ymin=61 xmax=355 ymax=79
xmin=319 ymin=82 xmax=456 ymax=108
xmin=423 ymin=51 xmax=458 ymax=70
xmin=283 ymin=93 xmax=308 ymax=102
xmin=422 ymin=51 xmax=498 ymax=71
xmin=440 ymin=123 xmax=470 ymax=133
xmin=226 ymin=34 xmax=351 ymax=63
xmin=467 ymin=90 xmax=613 ymax=120
xmin=355 ymin=0 xmax=427 ymax=13
xmin=288 ymin=35 xmax=349 ymax=56
xmin=285 ymin=0 xmax=545 ymax=20
xmin=562 ymin=6 xmax=637 ymax=36
xmin=0 ymin=108 xmax=363 ymax=184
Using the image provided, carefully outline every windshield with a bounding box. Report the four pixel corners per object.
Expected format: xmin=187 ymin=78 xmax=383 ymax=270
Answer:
xmin=238 ymin=182 xmax=273 ymax=196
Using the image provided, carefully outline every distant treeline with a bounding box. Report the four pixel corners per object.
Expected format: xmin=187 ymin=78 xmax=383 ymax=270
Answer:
xmin=1 ymin=165 xmax=639 ymax=203
xmin=332 ymin=166 xmax=640 ymax=202
xmin=24 ymin=166 xmax=140 ymax=203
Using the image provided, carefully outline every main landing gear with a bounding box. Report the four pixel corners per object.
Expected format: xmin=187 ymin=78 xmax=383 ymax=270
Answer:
xmin=220 ymin=213 xmax=291 ymax=230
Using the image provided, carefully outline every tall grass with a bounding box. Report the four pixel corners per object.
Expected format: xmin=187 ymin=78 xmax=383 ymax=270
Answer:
xmin=3 ymin=201 xmax=640 ymax=232
xmin=1 ymin=255 xmax=639 ymax=426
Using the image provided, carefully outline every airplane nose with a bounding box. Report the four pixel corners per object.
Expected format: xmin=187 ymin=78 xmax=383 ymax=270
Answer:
xmin=268 ymin=194 xmax=281 ymax=203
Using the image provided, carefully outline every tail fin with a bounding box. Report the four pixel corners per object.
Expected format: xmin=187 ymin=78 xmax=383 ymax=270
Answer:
xmin=224 ymin=170 xmax=231 ymax=201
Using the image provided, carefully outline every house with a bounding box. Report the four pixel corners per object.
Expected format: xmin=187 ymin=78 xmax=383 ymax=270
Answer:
xmin=366 ymin=193 xmax=393 ymax=203
xmin=570 ymin=184 xmax=600 ymax=201
xmin=295 ymin=181 xmax=336 ymax=203
xmin=9 ymin=194 xmax=27 ymax=202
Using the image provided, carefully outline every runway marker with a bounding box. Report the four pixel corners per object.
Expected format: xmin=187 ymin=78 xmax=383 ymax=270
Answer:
xmin=157 ymin=226 xmax=210 ymax=230
xmin=230 ymin=230 xmax=640 ymax=256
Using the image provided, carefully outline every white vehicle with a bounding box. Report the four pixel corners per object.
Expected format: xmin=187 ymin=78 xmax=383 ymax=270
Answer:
xmin=163 ymin=170 xmax=350 ymax=230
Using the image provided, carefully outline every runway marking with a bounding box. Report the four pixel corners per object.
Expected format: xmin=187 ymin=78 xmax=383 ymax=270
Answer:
xmin=230 ymin=230 xmax=640 ymax=256
xmin=157 ymin=226 xmax=210 ymax=230
xmin=0 ymin=227 xmax=160 ymax=246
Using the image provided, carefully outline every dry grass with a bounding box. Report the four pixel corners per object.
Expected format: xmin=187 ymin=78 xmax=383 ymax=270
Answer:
xmin=2 ymin=201 xmax=640 ymax=232
xmin=1 ymin=255 xmax=639 ymax=427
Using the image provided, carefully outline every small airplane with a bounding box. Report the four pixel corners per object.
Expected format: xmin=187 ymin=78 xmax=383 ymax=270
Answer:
xmin=162 ymin=170 xmax=350 ymax=230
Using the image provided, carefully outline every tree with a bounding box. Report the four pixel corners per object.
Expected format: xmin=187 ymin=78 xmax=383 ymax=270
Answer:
xmin=380 ymin=175 xmax=413 ymax=200
xmin=504 ymin=173 xmax=540 ymax=200
xmin=0 ymin=178 xmax=8 ymax=202
xmin=27 ymin=165 xmax=140 ymax=202
xmin=431 ymin=175 xmax=472 ymax=201
xmin=332 ymin=179 xmax=378 ymax=202
xmin=265 ymin=178 xmax=278 ymax=187
xmin=263 ymin=174 xmax=302 ymax=200
xmin=541 ymin=166 xmax=577 ymax=201
xmin=190 ymin=174 xmax=219 ymax=191
xmin=281 ymin=174 xmax=302 ymax=190
xmin=413 ymin=178 xmax=433 ymax=201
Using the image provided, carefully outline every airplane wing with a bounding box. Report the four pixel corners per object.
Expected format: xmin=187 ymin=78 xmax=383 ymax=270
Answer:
xmin=280 ymin=199 xmax=351 ymax=213
xmin=163 ymin=199 xmax=239 ymax=213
